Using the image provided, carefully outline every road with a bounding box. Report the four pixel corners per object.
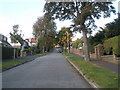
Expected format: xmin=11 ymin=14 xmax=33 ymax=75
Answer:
xmin=2 ymin=53 xmax=91 ymax=88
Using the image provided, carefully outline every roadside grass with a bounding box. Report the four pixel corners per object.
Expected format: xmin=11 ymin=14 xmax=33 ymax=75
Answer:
xmin=63 ymin=53 xmax=119 ymax=88
xmin=1 ymin=53 xmax=49 ymax=71
xmin=35 ymin=53 xmax=49 ymax=57
xmin=2 ymin=60 xmax=27 ymax=71
xmin=62 ymin=52 xmax=73 ymax=57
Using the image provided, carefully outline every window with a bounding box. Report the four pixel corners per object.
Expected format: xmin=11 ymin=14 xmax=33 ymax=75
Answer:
xmin=3 ymin=36 xmax=7 ymax=42
xmin=0 ymin=34 xmax=3 ymax=41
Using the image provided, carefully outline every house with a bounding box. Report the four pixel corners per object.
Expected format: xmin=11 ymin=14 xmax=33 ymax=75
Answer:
xmin=0 ymin=33 xmax=12 ymax=47
xmin=26 ymin=38 xmax=37 ymax=46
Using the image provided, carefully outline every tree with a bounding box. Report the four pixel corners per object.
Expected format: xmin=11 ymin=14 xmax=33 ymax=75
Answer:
xmin=103 ymin=17 xmax=120 ymax=39
xmin=44 ymin=2 xmax=115 ymax=61
xmin=89 ymin=16 xmax=120 ymax=47
xmin=10 ymin=25 xmax=29 ymax=58
xmin=73 ymin=38 xmax=83 ymax=49
xmin=57 ymin=27 xmax=73 ymax=53
xmin=88 ymin=30 xmax=105 ymax=53
xmin=10 ymin=25 xmax=23 ymax=59
xmin=10 ymin=25 xmax=28 ymax=47
xmin=33 ymin=14 xmax=57 ymax=53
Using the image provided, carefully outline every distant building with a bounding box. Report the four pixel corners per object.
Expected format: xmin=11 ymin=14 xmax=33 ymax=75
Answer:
xmin=12 ymin=45 xmax=21 ymax=49
xmin=26 ymin=38 xmax=37 ymax=46
xmin=0 ymin=33 xmax=12 ymax=47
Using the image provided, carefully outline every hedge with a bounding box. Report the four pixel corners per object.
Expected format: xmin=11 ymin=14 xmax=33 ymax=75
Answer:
xmin=103 ymin=35 xmax=120 ymax=56
xmin=2 ymin=46 xmax=14 ymax=59
xmin=2 ymin=46 xmax=20 ymax=60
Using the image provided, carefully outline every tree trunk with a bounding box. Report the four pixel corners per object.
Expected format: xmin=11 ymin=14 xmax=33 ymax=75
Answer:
xmin=13 ymin=48 xmax=16 ymax=60
xmin=82 ymin=30 xmax=90 ymax=61
xmin=43 ymin=46 xmax=45 ymax=53
xmin=68 ymin=42 xmax=70 ymax=53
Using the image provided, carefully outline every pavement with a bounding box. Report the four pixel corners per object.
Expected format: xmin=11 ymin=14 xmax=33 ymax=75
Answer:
xmin=2 ymin=52 xmax=92 ymax=88
xmin=71 ymin=53 xmax=120 ymax=75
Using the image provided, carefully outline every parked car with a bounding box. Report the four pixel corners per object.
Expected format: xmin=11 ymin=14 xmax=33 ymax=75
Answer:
xmin=56 ymin=49 xmax=62 ymax=53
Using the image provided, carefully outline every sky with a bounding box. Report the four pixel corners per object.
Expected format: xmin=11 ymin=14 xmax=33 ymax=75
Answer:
xmin=0 ymin=0 xmax=119 ymax=44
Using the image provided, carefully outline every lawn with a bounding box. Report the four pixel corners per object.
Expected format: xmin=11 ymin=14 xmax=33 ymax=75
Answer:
xmin=35 ymin=53 xmax=48 ymax=57
xmin=63 ymin=53 xmax=120 ymax=88
xmin=2 ymin=60 xmax=27 ymax=71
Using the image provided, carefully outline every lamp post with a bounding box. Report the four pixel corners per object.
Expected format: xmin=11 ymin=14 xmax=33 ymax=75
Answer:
xmin=13 ymin=43 xmax=16 ymax=60
xmin=66 ymin=31 xmax=70 ymax=53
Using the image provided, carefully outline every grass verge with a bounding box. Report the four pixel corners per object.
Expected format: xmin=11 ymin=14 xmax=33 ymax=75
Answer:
xmin=2 ymin=60 xmax=27 ymax=71
xmin=35 ymin=53 xmax=48 ymax=57
xmin=62 ymin=52 xmax=73 ymax=57
xmin=63 ymin=53 xmax=120 ymax=88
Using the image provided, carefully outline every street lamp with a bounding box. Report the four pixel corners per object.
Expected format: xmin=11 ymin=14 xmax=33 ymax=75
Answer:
xmin=66 ymin=31 xmax=70 ymax=53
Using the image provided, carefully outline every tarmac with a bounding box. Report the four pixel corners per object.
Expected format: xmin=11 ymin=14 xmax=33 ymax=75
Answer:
xmin=2 ymin=53 xmax=92 ymax=88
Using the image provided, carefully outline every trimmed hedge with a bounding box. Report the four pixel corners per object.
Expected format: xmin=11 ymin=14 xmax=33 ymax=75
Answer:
xmin=2 ymin=46 xmax=14 ymax=59
xmin=2 ymin=46 xmax=20 ymax=60
xmin=103 ymin=35 xmax=120 ymax=56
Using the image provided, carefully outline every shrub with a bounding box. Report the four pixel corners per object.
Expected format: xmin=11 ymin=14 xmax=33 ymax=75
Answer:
xmin=14 ymin=48 xmax=21 ymax=57
xmin=103 ymin=35 xmax=120 ymax=56
xmin=89 ymin=44 xmax=95 ymax=53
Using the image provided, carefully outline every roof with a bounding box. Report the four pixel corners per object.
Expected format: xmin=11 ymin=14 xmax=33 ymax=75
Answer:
xmin=27 ymin=38 xmax=37 ymax=43
xmin=0 ymin=33 xmax=12 ymax=47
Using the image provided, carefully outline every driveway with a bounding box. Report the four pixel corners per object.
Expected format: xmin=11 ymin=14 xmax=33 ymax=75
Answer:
xmin=2 ymin=53 xmax=91 ymax=88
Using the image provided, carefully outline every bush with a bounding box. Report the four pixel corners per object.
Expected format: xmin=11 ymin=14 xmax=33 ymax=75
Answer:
xmin=15 ymin=48 xmax=21 ymax=57
xmin=103 ymin=35 xmax=120 ymax=56
xmin=89 ymin=44 xmax=95 ymax=53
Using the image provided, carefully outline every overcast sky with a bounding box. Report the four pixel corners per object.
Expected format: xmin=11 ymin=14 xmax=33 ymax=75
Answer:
xmin=0 ymin=0 xmax=119 ymax=43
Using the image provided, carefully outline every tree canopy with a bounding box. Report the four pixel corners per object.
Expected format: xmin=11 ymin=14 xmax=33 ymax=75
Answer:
xmin=44 ymin=2 xmax=115 ymax=32
xmin=56 ymin=27 xmax=73 ymax=53
xmin=89 ymin=16 xmax=120 ymax=46
xmin=44 ymin=1 xmax=115 ymax=61
xmin=57 ymin=27 xmax=73 ymax=47
xmin=104 ymin=17 xmax=120 ymax=38
xmin=73 ymin=38 xmax=84 ymax=49
xmin=10 ymin=25 xmax=28 ymax=47
xmin=33 ymin=14 xmax=57 ymax=52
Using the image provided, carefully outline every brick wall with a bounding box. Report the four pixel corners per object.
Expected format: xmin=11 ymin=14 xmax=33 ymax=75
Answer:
xmin=70 ymin=48 xmax=83 ymax=56
xmin=70 ymin=48 xmax=98 ymax=60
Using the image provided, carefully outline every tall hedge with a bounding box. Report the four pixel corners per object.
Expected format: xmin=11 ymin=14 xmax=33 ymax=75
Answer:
xmin=103 ymin=35 xmax=120 ymax=56
xmin=2 ymin=47 xmax=20 ymax=60
xmin=2 ymin=46 xmax=14 ymax=59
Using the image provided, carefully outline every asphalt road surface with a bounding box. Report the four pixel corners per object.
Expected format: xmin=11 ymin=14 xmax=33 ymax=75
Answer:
xmin=2 ymin=53 xmax=92 ymax=88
